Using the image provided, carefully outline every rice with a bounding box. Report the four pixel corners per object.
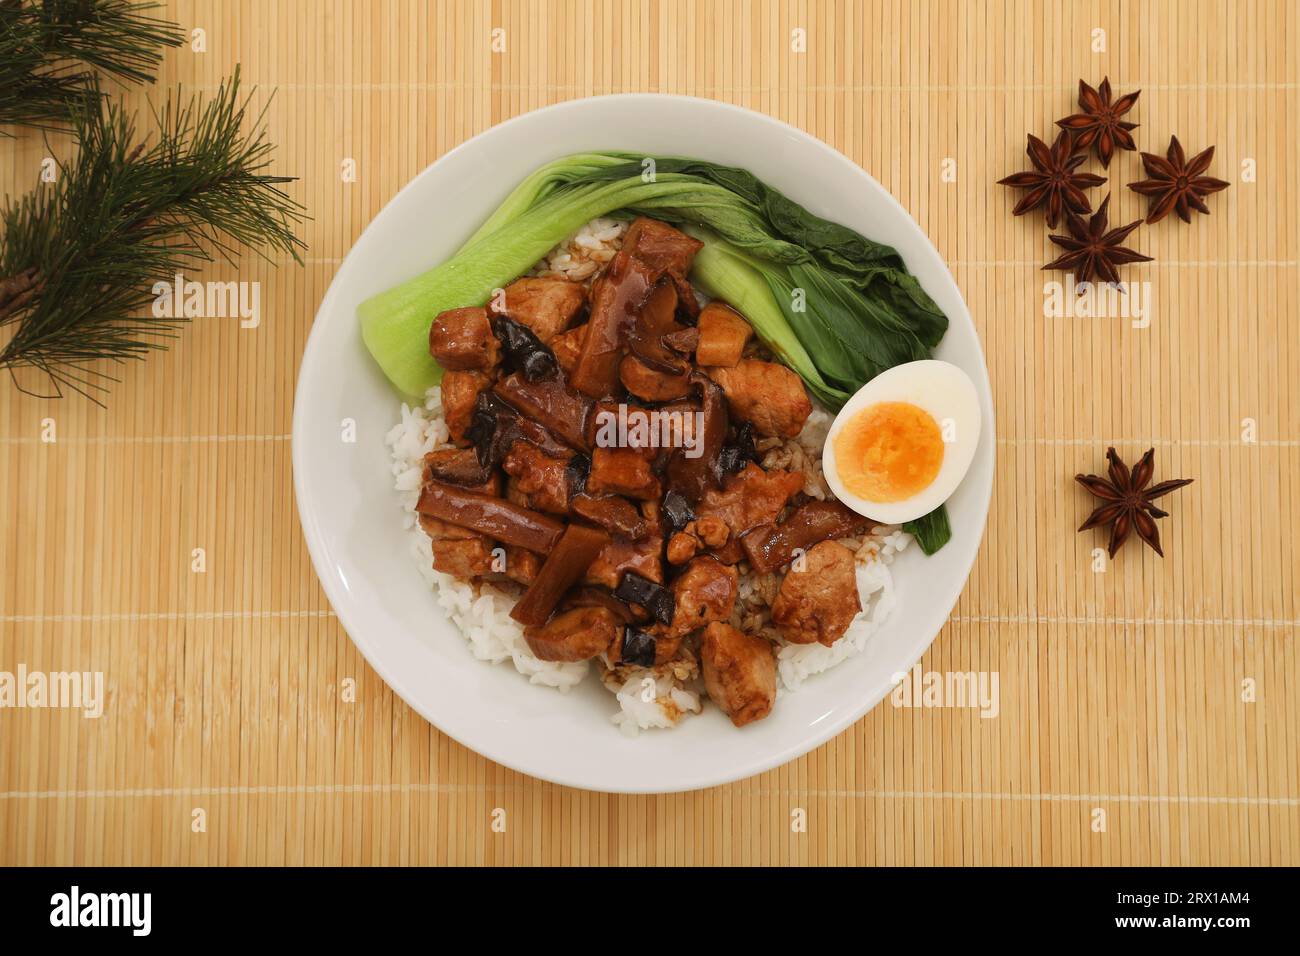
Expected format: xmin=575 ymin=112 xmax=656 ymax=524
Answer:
xmin=532 ymin=217 xmax=628 ymax=283
xmin=384 ymin=218 xmax=908 ymax=732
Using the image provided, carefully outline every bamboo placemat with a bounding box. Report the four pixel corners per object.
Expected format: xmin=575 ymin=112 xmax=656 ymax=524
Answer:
xmin=2 ymin=0 xmax=1297 ymax=866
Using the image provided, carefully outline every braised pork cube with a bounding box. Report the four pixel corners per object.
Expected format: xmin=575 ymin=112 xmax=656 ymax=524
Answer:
xmin=704 ymin=359 xmax=812 ymax=439
xmin=523 ymin=606 xmax=620 ymax=662
xmin=429 ymin=306 xmax=500 ymax=371
xmin=622 ymin=217 xmax=703 ymax=281
xmin=694 ymin=303 xmax=752 ymax=368
xmin=489 ymin=277 xmax=586 ymax=344
xmin=585 ymin=533 xmax=664 ymax=591
xmin=502 ymin=441 xmax=573 ymax=514
xmin=771 ymin=540 xmax=862 ymax=646
xmin=418 ymin=515 xmax=497 ymax=581
xmin=551 ymin=324 xmax=588 ymax=375
xmin=695 ymin=463 xmax=805 ymax=562
xmin=501 ymin=545 xmax=541 ymax=585
xmin=440 ymin=370 xmax=493 ymax=446
xmin=587 ymin=447 xmax=660 ymax=500
xmin=700 ymin=622 xmax=776 ymax=728
xmin=668 ymin=556 xmax=738 ymax=638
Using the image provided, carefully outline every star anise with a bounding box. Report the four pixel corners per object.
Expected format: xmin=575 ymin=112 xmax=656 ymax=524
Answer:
xmin=1076 ymin=448 xmax=1193 ymax=557
xmin=1056 ymin=77 xmax=1140 ymax=168
xmin=1043 ymin=194 xmax=1152 ymax=286
xmin=997 ymin=130 xmax=1105 ymax=227
xmin=1127 ymin=135 xmax=1230 ymax=223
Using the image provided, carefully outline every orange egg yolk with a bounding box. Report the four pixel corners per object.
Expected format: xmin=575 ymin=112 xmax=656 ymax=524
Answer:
xmin=833 ymin=401 xmax=944 ymax=503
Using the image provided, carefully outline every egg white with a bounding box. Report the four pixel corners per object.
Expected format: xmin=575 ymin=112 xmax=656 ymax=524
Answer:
xmin=822 ymin=360 xmax=981 ymax=526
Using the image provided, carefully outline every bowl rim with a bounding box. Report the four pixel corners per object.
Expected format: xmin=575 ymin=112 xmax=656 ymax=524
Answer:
xmin=292 ymin=92 xmax=996 ymax=793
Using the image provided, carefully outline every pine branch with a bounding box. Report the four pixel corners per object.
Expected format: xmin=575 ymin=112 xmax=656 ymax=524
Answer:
xmin=0 ymin=66 xmax=308 ymax=402
xmin=0 ymin=0 xmax=184 ymax=135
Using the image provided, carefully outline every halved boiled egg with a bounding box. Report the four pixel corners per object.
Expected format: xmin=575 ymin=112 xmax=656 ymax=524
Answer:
xmin=822 ymin=360 xmax=981 ymax=525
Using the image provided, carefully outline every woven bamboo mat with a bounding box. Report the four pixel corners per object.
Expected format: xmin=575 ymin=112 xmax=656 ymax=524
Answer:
xmin=1 ymin=0 xmax=1297 ymax=866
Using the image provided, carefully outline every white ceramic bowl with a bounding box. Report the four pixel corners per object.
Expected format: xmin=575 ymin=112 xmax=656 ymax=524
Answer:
xmin=293 ymin=94 xmax=994 ymax=793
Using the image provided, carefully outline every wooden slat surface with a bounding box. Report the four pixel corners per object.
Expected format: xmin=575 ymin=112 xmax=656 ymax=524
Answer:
xmin=1 ymin=0 xmax=1297 ymax=865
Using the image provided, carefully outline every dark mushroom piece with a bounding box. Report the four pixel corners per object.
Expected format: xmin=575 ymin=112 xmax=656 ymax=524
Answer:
xmin=619 ymin=627 xmax=658 ymax=667
xmin=491 ymin=314 xmax=559 ymax=382
xmin=510 ymin=523 xmax=612 ymax=626
xmin=416 ymin=480 xmax=564 ymax=554
xmin=660 ymin=490 xmax=695 ymax=536
xmin=740 ymin=500 xmax=871 ymax=574
xmin=522 ymin=605 xmax=620 ymax=662
xmin=613 ymin=570 xmax=675 ymax=626
xmin=626 ymin=280 xmax=689 ymax=374
xmin=717 ymin=422 xmax=759 ymax=475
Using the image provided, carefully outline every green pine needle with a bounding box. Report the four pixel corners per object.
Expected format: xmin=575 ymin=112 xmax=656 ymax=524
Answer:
xmin=0 ymin=66 xmax=307 ymax=403
xmin=0 ymin=0 xmax=185 ymax=135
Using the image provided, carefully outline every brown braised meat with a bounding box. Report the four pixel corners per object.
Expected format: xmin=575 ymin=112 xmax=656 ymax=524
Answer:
xmin=704 ymin=359 xmax=812 ymax=438
xmin=502 ymin=441 xmax=574 ymax=514
xmin=621 ymin=217 xmax=703 ymax=317
xmin=489 ymin=277 xmax=587 ymax=344
xmin=667 ymin=556 xmax=738 ymax=638
xmin=587 ymin=446 xmax=660 ymax=501
xmin=523 ymin=605 xmax=620 ymax=662
xmin=419 ymin=515 xmax=498 ymax=579
xmin=695 ymin=302 xmax=752 ymax=367
xmin=695 ymin=463 xmax=805 ymax=562
xmin=551 ymin=324 xmax=587 ymax=374
xmin=585 ymin=532 xmax=664 ymax=591
xmin=741 ymin=500 xmax=869 ymax=574
xmin=665 ymin=516 xmax=729 ymax=565
xmin=770 ymin=540 xmax=862 ymax=646
xmin=429 ymin=306 xmax=500 ymax=371
xmin=700 ymin=622 xmax=777 ymax=727
xmin=440 ymin=369 xmax=493 ymax=445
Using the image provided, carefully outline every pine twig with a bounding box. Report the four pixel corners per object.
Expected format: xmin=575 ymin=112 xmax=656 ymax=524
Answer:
xmin=0 ymin=66 xmax=308 ymax=403
xmin=0 ymin=0 xmax=184 ymax=135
